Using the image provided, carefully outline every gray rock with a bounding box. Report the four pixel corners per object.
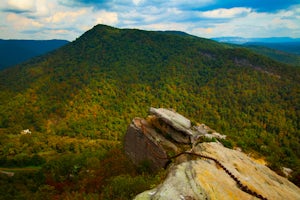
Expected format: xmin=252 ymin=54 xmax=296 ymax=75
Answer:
xmin=194 ymin=124 xmax=226 ymax=140
xmin=148 ymin=115 xmax=191 ymax=144
xmin=125 ymin=108 xmax=300 ymax=200
xmin=282 ymin=167 xmax=293 ymax=177
xmin=149 ymin=107 xmax=194 ymax=137
xmin=124 ymin=117 xmax=176 ymax=171
xmin=124 ymin=108 xmax=227 ymax=171
xmin=135 ymin=142 xmax=300 ymax=200
xmin=134 ymin=162 xmax=208 ymax=200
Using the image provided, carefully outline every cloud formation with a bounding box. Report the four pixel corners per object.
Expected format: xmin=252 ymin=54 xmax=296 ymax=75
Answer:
xmin=4 ymin=0 xmax=36 ymax=13
xmin=0 ymin=0 xmax=299 ymax=40
xmin=200 ymin=7 xmax=252 ymax=19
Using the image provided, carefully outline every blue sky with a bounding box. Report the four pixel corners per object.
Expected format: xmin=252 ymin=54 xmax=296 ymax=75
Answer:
xmin=0 ymin=0 xmax=299 ymax=41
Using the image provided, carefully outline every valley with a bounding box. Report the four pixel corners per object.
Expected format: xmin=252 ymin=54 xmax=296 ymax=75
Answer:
xmin=0 ymin=24 xmax=299 ymax=199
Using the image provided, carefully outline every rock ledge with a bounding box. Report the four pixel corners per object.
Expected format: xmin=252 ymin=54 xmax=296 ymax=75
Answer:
xmin=123 ymin=108 xmax=300 ymax=200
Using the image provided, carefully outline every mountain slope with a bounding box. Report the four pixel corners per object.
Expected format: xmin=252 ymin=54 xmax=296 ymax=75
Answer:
xmin=245 ymin=41 xmax=300 ymax=55
xmin=212 ymin=37 xmax=300 ymax=65
xmin=243 ymin=44 xmax=300 ymax=66
xmin=0 ymin=39 xmax=69 ymax=70
xmin=0 ymin=24 xmax=299 ymax=188
xmin=212 ymin=37 xmax=300 ymax=45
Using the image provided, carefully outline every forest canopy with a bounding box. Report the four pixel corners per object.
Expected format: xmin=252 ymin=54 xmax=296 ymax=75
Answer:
xmin=0 ymin=24 xmax=299 ymax=198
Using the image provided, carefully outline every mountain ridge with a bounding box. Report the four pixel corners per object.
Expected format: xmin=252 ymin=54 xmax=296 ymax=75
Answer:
xmin=0 ymin=39 xmax=69 ymax=70
xmin=212 ymin=36 xmax=300 ymax=44
xmin=0 ymin=24 xmax=299 ymax=198
xmin=212 ymin=36 xmax=300 ymax=65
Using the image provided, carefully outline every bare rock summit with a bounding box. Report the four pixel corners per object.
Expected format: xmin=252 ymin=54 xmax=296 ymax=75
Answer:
xmin=124 ymin=107 xmax=300 ymax=200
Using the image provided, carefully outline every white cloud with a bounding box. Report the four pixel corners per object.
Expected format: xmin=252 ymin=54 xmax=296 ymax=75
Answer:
xmin=0 ymin=0 xmax=299 ymax=40
xmin=45 ymin=9 xmax=88 ymax=23
xmin=0 ymin=0 xmax=119 ymax=40
xmin=6 ymin=12 xmax=43 ymax=28
xmin=95 ymin=10 xmax=118 ymax=25
xmin=200 ymin=7 xmax=252 ymax=19
xmin=135 ymin=22 xmax=190 ymax=32
xmin=6 ymin=0 xmax=36 ymax=12
xmin=34 ymin=0 xmax=51 ymax=16
xmin=143 ymin=0 xmax=213 ymax=9
xmin=132 ymin=0 xmax=143 ymax=6
xmin=190 ymin=5 xmax=300 ymax=38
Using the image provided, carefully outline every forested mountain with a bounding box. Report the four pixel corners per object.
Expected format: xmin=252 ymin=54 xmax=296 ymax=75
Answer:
xmin=212 ymin=36 xmax=300 ymax=45
xmin=244 ymin=44 xmax=300 ymax=66
xmin=228 ymin=44 xmax=300 ymax=66
xmin=212 ymin=37 xmax=300 ymax=66
xmin=244 ymin=41 xmax=300 ymax=55
xmin=0 ymin=39 xmax=69 ymax=70
xmin=0 ymin=24 xmax=299 ymax=199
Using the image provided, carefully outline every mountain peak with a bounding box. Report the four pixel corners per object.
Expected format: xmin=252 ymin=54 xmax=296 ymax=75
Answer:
xmin=0 ymin=24 xmax=299 ymax=198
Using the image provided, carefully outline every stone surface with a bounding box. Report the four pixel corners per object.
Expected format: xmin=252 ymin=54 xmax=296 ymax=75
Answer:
xmin=124 ymin=108 xmax=300 ymax=199
xmin=282 ymin=167 xmax=293 ymax=177
xmin=148 ymin=115 xmax=191 ymax=144
xmin=149 ymin=107 xmax=227 ymax=142
xmin=149 ymin=107 xmax=194 ymax=137
xmin=124 ymin=108 xmax=228 ymax=171
xmin=135 ymin=142 xmax=300 ymax=200
xmin=150 ymin=107 xmax=191 ymax=129
xmin=124 ymin=117 xmax=177 ymax=171
xmin=124 ymin=108 xmax=197 ymax=171
xmin=194 ymin=124 xmax=226 ymax=140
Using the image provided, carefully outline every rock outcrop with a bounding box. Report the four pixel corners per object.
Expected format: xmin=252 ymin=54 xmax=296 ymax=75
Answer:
xmin=124 ymin=108 xmax=300 ymax=200
xmin=134 ymin=142 xmax=300 ymax=200
xmin=124 ymin=117 xmax=173 ymax=171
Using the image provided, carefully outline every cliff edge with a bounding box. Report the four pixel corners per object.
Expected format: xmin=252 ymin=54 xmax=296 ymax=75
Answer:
xmin=124 ymin=108 xmax=300 ymax=200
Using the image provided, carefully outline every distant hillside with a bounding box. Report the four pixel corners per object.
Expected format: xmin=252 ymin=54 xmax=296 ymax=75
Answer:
xmin=0 ymin=39 xmax=69 ymax=70
xmin=0 ymin=25 xmax=299 ymax=197
xmin=212 ymin=37 xmax=300 ymax=44
xmin=212 ymin=37 xmax=300 ymax=65
xmin=245 ymin=42 xmax=300 ymax=55
xmin=244 ymin=44 xmax=300 ymax=66
xmin=212 ymin=37 xmax=300 ymax=55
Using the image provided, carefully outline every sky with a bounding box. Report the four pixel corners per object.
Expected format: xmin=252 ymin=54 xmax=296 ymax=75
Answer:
xmin=0 ymin=0 xmax=299 ymax=41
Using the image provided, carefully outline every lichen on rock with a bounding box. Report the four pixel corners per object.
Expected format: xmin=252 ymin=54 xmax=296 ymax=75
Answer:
xmin=134 ymin=142 xmax=300 ymax=200
xmin=124 ymin=108 xmax=300 ymax=200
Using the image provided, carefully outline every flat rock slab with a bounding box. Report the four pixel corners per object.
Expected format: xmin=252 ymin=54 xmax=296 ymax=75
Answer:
xmin=149 ymin=107 xmax=194 ymax=136
xmin=135 ymin=142 xmax=300 ymax=200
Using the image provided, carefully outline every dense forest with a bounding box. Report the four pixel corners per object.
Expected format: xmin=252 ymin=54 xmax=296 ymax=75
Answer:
xmin=243 ymin=44 xmax=300 ymax=66
xmin=245 ymin=41 xmax=300 ymax=55
xmin=0 ymin=24 xmax=299 ymax=199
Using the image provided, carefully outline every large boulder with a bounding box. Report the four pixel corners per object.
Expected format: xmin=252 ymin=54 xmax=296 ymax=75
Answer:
xmin=124 ymin=117 xmax=178 ymax=171
xmin=124 ymin=108 xmax=225 ymax=170
xmin=124 ymin=108 xmax=300 ymax=199
xmin=134 ymin=143 xmax=300 ymax=200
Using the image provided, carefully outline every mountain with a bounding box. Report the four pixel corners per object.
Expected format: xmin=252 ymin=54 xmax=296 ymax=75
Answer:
xmin=0 ymin=24 xmax=299 ymax=198
xmin=212 ymin=37 xmax=300 ymax=65
xmin=212 ymin=37 xmax=300 ymax=44
xmin=243 ymin=44 xmax=300 ymax=66
xmin=244 ymin=41 xmax=300 ymax=55
xmin=0 ymin=39 xmax=69 ymax=70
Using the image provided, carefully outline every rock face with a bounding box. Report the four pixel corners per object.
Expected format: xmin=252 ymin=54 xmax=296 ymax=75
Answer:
xmin=124 ymin=117 xmax=172 ymax=171
xmin=124 ymin=108 xmax=300 ymax=199
xmin=124 ymin=107 xmax=227 ymax=170
xmin=134 ymin=143 xmax=300 ymax=200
